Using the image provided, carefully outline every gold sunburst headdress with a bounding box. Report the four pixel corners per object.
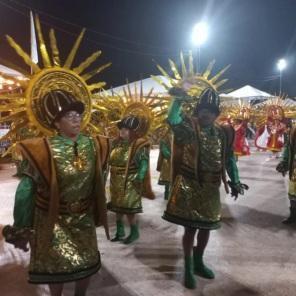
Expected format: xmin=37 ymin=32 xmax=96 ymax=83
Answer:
xmin=219 ymin=99 xmax=252 ymax=124
xmin=0 ymin=15 xmax=111 ymax=151
xmin=253 ymin=95 xmax=296 ymax=127
xmin=94 ymin=80 xmax=169 ymax=138
xmin=152 ymin=51 xmax=230 ymax=114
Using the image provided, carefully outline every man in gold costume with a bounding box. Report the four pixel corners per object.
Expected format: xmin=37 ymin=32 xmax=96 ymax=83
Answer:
xmin=108 ymin=116 xmax=150 ymax=244
xmin=162 ymin=85 xmax=248 ymax=289
xmin=3 ymin=90 xmax=110 ymax=296
xmin=276 ymin=126 xmax=296 ymax=224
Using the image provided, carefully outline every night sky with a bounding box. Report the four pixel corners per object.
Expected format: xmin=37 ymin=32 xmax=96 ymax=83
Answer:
xmin=0 ymin=0 xmax=296 ymax=95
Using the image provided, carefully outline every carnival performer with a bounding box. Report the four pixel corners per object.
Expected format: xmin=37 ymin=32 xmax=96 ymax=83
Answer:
xmin=233 ymin=118 xmax=250 ymax=158
xmin=156 ymin=129 xmax=172 ymax=200
xmin=108 ymin=116 xmax=150 ymax=244
xmin=162 ymin=85 xmax=248 ymax=289
xmin=2 ymin=90 xmax=110 ymax=296
xmin=276 ymin=126 xmax=296 ymax=224
xmin=255 ymin=106 xmax=286 ymax=157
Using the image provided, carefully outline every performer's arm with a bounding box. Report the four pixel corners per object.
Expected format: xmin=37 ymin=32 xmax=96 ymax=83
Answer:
xmin=13 ymin=176 xmax=35 ymax=228
xmin=167 ymin=87 xmax=195 ymax=143
xmin=167 ymin=98 xmax=183 ymax=125
xmin=160 ymin=139 xmax=171 ymax=159
xmin=2 ymin=174 xmax=35 ymax=251
xmin=226 ymin=151 xmax=240 ymax=184
xmin=276 ymin=142 xmax=289 ymax=175
xmin=134 ymin=147 xmax=149 ymax=181
xmin=226 ymin=150 xmax=249 ymax=199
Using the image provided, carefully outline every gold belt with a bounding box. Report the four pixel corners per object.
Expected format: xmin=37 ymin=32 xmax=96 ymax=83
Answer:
xmin=110 ymin=166 xmax=137 ymax=174
xmin=199 ymin=172 xmax=221 ymax=184
xmin=36 ymin=195 xmax=91 ymax=214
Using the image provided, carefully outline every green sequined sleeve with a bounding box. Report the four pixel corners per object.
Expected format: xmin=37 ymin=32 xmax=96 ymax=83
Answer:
xmin=13 ymin=176 xmax=35 ymax=228
xmin=160 ymin=139 xmax=171 ymax=159
xmin=134 ymin=146 xmax=149 ymax=181
xmin=167 ymin=99 xmax=195 ymax=144
xmin=226 ymin=151 xmax=240 ymax=184
xmin=281 ymin=143 xmax=289 ymax=165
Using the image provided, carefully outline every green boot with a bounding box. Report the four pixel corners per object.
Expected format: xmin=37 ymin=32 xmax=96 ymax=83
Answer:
xmin=111 ymin=220 xmax=125 ymax=242
xmin=184 ymin=256 xmax=196 ymax=289
xmin=123 ymin=224 xmax=139 ymax=244
xmin=193 ymin=247 xmax=215 ymax=279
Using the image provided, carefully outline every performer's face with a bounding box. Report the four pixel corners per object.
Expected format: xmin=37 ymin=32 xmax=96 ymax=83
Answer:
xmin=197 ymin=108 xmax=218 ymax=127
xmin=119 ymin=128 xmax=130 ymax=140
xmin=55 ymin=110 xmax=82 ymax=138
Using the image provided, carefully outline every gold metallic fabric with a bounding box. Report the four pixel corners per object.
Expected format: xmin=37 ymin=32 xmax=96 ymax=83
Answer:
xmin=164 ymin=124 xmax=223 ymax=229
xmin=27 ymin=134 xmax=101 ymax=283
xmin=158 ymin=157 xmax=171 ymax=185
xmin=108 ymin=140 xmax=143 ymax=213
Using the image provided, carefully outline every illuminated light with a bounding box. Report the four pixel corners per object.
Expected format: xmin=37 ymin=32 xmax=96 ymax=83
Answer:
xmin=5 ymin=79 xmax=15 ymax=85
xmin=277 ymin=59 xmax=287 ymax=71
xmin=192 ymin=22 xmax=208 ymax=46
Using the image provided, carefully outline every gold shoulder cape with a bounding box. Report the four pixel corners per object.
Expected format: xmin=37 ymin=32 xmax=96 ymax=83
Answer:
xmin=17 ymin=135 xmax=110 ymax=242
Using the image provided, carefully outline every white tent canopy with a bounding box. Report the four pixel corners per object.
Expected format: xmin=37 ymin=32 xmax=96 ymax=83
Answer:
xmin=221 ymin=85 xmax=273 ymax=101
xmin=0 ymin=64 xmax=24 ymax=78
xmin=103 ymin=75 xmax=171 ymax=96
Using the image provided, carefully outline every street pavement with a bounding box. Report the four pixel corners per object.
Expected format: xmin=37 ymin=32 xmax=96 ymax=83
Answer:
xmin=0 ymin=148 xmax=295 ymax=296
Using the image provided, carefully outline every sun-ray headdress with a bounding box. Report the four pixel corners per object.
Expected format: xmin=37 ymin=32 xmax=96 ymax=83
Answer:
xmin=94 ymin=80 xmax=169 ymax=138
xmin=219 ymin=99 xmax=252 ymax=123
xmin=0 ymin=15 xmax=111 ymax=151
xmin=152 ymin=51 xmax=230 ymax=114
xmin=253 ymin=95 xmax=296 ymax=127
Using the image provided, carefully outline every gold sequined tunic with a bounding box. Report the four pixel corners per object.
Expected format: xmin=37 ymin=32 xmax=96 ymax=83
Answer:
xmin=108 ymin=139 xmax=149 ymax=214
xmin=163 ymin=118 xmax=237 ymax=230
xmin=14 ymin=134 xmax=104 ymax=283
xmin=163 ymin=121 xmax=222 ymax=229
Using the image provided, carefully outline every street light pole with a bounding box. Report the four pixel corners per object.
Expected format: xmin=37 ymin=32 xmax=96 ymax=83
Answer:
xmin=192 ymin=22 xmax=208 ymax=74
xmin=279 ymin=69 xmax=282 ymax=94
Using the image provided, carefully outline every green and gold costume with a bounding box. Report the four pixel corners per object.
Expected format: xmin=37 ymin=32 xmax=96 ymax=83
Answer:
xmin=9 ymin=134 xmax=109 ymax=284
xmin=157 ymin=132 xmax=172 ymax=200
xmin=163 ymin=98 xmax=240 ymax=230
xmin=157 ymin=132 xmax=172 ymax=186
xmin=278 ymin=127 xmax=296 ymax=201
xmin=108 ymin=138 xmax=150 ymax=214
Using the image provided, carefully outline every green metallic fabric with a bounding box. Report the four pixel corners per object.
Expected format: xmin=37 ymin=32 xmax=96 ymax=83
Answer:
xmin=108 ymin=140 xmax=148 ymax=214
xmin=13 ymin=134 xmax=101 ymax=284
xmin=13 ymin=176 xmax=35 ymax=228
xmin=158 ymin=135 xmax=172 ymax=186
xmin=168 ymin=98 xmax=183 ymax=125
xmin=163 ymin=114 xmax=239 ymax=229
xmin=160 ymin=139 xmax=171 ymax=159
xmin=282 ymin=142 xmax=296 ymax=200
xmin=282 ymin=143 xmax=289 ymax=165
xmin=226 ymin=151 xmax=240 ymax=184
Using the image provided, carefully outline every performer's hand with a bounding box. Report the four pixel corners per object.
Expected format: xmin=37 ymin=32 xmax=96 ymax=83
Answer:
xmin=227 ymin=181 xmax=249 ymax=200
xmin=276 ymin=162 xmax=288 ymax=176
xmin=2 ymin=225 xmax=32 ymax=252
xmin=168 ymin=87 xmax=190 ymax=101
xmin=13 ymin=238 xmax=30 ymax=252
